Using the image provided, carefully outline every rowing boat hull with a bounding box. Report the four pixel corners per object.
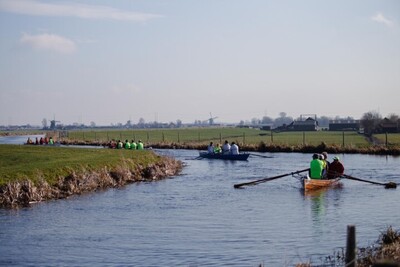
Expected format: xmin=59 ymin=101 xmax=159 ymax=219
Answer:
xmin=303 ymin=177 xmax=340 ymax=191
xmin=199 ymin=152 xmax=249 ymax=161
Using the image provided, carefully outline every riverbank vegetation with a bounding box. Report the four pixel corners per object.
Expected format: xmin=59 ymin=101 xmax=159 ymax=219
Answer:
xmin=61 ymin=128 xmax=400 ymax=155
xmin=295 ymin=226 xmax=400 ymax=266
xmin=0 ymin=145 xmax=182 ymax=208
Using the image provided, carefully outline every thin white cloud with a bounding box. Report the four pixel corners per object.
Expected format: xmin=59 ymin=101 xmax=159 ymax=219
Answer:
xmin=20 ymin=33 xmax=76 ymax=54
xmin=0 ymin=0 xmax=162 ymax=21
xmin=371 ymin=12 xmax=394 ymax=27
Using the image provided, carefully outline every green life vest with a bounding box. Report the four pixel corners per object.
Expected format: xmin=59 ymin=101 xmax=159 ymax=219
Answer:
xmin=125 ymin=142 xmax=131 ymax=149
xmin=137 ymin=142 xmax=144 ymax=150
xmin=310 ymin=159 xmax=323 ymax=179
xmin=131 ymin=142 xmax=137 ymax=149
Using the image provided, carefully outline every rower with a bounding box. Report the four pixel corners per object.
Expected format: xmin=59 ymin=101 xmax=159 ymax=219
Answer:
xmin=230 ymin=142 xmax=239 ymax=155
xmin=137 ymin=140 xmax=144 ymax=150
xmin=222 ymin=140 xmax=231 ymax=154
xmin=207 ymin=142 xmax=214 ymax=154
xmin=309 ymin=153 xmax=323 ymax=179
xmin=327 ymin=156 xmax=344 ymax=179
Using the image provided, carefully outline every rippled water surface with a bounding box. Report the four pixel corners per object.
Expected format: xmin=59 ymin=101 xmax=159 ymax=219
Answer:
xmin=1 ymin=136 xmax=399 ymax=266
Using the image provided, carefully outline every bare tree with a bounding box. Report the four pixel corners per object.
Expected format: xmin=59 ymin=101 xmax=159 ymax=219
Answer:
xmin=138 ymin=118 xmax=145 ymax=128
xmin=251 ymin=118 xmax=260 ymax=125
xmin=274 ymin=112 xmax=293 ymax=128
xmin=387 ymin=113 xmax=399 ymax=122
xmin=360 ymin=111 xmax=382 ymax=135
xmin=42 ymin=118 xmax=47 ymax=129
xmin=261 ymin=116 xmax=273 ymax=124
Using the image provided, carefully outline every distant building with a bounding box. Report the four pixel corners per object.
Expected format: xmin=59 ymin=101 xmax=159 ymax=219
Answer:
xmin=288 ymin=117 xmax=318 ymax=131
xmin=377 ymin=118 xmax=399 ymax=133
xmin=329 ymin=120 xmax=360 ymax=131
xmin=274 ymin=115 xmax=318 ymax=132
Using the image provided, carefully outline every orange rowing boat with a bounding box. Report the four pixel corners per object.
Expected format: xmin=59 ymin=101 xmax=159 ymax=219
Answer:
xmin=303 ymin=176 xmax=341 ymax=192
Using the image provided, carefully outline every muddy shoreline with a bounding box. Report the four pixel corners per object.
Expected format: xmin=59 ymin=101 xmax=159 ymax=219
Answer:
xmin=0 ymin=156 xmax=183 ymax=209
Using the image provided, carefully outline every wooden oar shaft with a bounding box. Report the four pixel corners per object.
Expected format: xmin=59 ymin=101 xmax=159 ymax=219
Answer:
xmin=342 ymin=174 xmax=397 ymax=189
xmin=249 ymin=153 xmax=273 ymax=158
xmin=234 ymin=168 xmax=309 ymax=189
xmin=342 ymin=174 xmax=386 ymax=186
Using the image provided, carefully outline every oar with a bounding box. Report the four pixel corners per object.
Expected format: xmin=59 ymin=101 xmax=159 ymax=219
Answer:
xmin=234 ymin=168 xmax=310 ymax=189
xmin=342 ymin=174 xmax=397 ymax=189
xmin=248 ymin=153 xmax=274 ymax=159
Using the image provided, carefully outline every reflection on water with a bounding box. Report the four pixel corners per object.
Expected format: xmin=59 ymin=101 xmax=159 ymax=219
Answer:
xmin=309 ymin=190 xmax=326 ymax=222
xmin=0 ymin=138 xmax=399 ymax=266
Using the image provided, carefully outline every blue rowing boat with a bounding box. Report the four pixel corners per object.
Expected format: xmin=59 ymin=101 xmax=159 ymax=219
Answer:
xmin=199 ymin=152 xmax=250 ymax=161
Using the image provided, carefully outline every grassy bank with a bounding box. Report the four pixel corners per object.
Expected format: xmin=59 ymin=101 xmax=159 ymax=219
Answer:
xmin=0 ymin=144 xmax=182 ymax=207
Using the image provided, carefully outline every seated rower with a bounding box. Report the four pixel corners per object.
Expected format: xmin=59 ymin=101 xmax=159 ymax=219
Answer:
xmin=327 ymin=156 xmax=344 ymax=179
xmin=214 ymin=143 xmax=222 ymax=154
xmin=309 ymin=153 xmax=323 ymax=179
xmin=222 ymin=140 xmax=231 ymax=154
xmin=207 ymin=142 xmax=214 ymax=154
xmin=230 ymin=142 xmax=239 ymax=155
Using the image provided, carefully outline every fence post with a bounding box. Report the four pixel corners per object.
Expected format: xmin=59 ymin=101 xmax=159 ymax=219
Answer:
xmin=219 ymin=133 xmax=222 ymax=144
xmin=385 ymin=132 xmax=388 ymax=147
xmin=107 ymin=132 xmax=109 ymax=141
xmin=162 ymin=132 xmax=165 ymax=142
xmin=271 ymin=131 xmax=273 ymax=143
xmin=303 ymin=132 xmax=305 ymax=145
xmin=243 ymin=132 xmax=245 ymax=144
xmin=345 ymin=225 xmax=357 ymax=267
xmin=198 ymin=132 xmax=200 ymax=142
xmin=343 ymin=131 xmax=345 ymax=147
xmin=178 ymin=132 xmax=180 ymax=143
xmin=147 ymin=132 xmax=149 ymax=142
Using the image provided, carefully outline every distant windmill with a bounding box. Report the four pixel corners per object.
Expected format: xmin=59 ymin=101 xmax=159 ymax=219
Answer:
xmin=208 ymin=112 xmax=218 ymax=125
xmin=49 ymin=118 xmax=60 ymax=130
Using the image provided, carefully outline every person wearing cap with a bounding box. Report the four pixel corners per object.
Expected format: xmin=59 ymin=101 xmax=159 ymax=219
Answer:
xmin=310 ymin=153 xmax=324 ymax=179
xmin=327 ymin=156 xmax=344 ymax=179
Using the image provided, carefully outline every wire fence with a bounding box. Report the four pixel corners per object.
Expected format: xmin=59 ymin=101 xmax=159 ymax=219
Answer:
xmin=59 ymin=129 xmax=400 ymax=148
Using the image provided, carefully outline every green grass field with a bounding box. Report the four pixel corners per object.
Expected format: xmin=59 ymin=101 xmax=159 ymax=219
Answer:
xmin=65 ymin=128 xmax=376 ymax=147
xmin=0 ymin=144 xmax=159 ymax=186
xmin=374 ymin=133 xmax=400 ymax=146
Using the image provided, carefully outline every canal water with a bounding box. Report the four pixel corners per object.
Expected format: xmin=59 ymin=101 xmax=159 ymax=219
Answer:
xmin=0 ymin=136 xmax=399 ymax=266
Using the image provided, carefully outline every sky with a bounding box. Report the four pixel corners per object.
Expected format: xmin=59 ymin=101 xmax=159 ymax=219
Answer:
xmin=0 ymin=0 xmax=399 ymax=126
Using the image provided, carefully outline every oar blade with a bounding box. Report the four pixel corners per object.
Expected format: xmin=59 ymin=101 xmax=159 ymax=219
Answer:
xmin=385 ymin=182 xmax=397 ymax=189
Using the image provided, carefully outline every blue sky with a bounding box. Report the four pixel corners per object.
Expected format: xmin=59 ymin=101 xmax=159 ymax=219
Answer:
xmin=0 ymin=0 xmax=399 ymax=126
